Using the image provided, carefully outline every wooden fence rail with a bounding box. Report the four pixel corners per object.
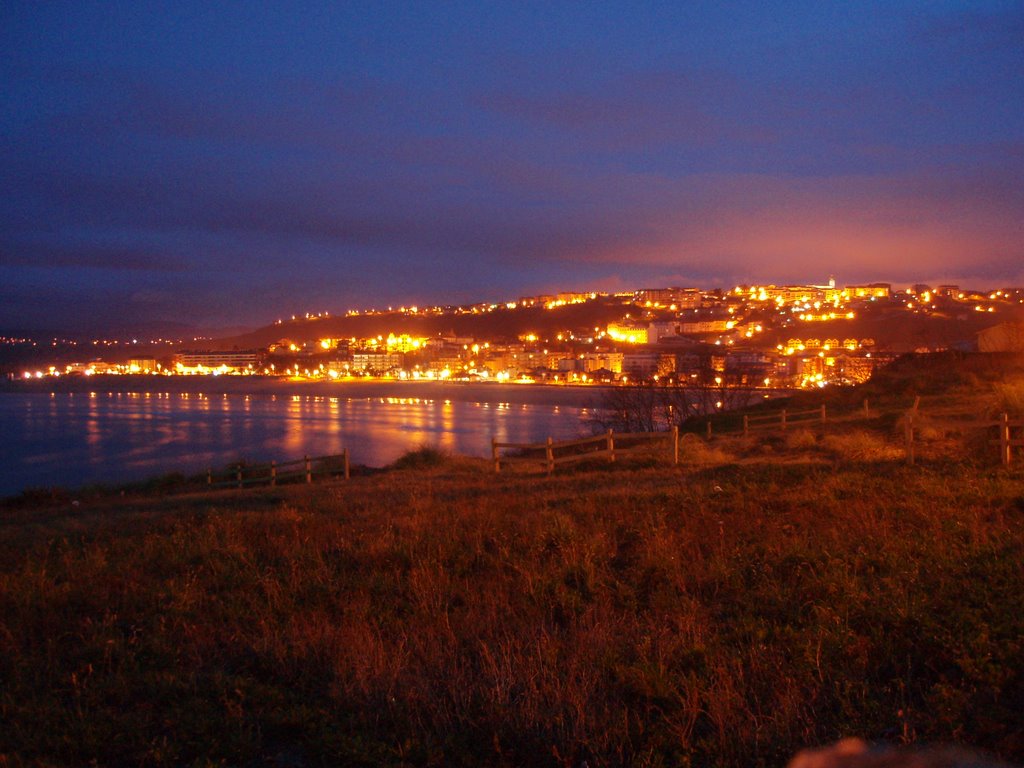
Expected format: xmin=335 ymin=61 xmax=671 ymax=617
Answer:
xmin=903 ymin=410 xmax=1023 ymax=467
xmin=492 ymin=396 xmax=1019 ymax=475
xmin=493 ymin=427 xmax=679 ymax=473
xmin=704 ymin=399 xmax=874 ymax=440
xmin=207 ymin=450 xmax=350 ymax=489
xmin=742 ymin=405 xmax=829 ymax=437
xmin=703 ymin=393 xmax=1020 ymax=468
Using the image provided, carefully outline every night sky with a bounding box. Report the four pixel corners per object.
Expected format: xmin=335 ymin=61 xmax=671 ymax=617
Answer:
xmin=3 ymin=2 xmax=1022 ymax=333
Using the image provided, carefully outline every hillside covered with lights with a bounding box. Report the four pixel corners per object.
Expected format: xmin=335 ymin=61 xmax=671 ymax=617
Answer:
xmin=205 ymin=284 xmax=1023 ymax=356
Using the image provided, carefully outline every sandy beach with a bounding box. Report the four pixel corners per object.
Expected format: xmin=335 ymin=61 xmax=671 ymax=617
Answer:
xmin=0 ymin=375 xmax=609 ymax=409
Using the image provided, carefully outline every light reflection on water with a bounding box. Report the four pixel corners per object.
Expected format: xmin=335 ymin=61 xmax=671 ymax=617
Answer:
xmin=0 ymin=391 xmax=592 ymax=494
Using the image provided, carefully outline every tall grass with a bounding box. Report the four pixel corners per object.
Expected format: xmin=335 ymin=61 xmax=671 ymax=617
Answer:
xmin=992 ymin=379 xmax=1024 ymax=417
xmin=389 ymin=443 xmax=450 ymax=470
xmin=1 ymin=458 xmax=1022 ymax=766
xmin=821 ymin=430 xmax=903 ymax=462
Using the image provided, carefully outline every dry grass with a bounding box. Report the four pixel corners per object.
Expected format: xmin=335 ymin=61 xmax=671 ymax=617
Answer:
xmin=1 ymin=456 xmax=1023 ymax=767
xmin=992 ymin=378 xmax=1024 ymax=418
xmin=821 ymin=430 xmax=905 ymax=463
xmin=388 ymin=443 xmax=451 ymax=470
xmin=677 ymin=433 xmax=733 ymax=466
xmin=783 ymin=429 xmax=818 ymax=451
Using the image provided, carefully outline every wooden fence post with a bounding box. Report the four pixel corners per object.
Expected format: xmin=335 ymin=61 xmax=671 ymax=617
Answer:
xmin=743 ymin=415 xmax=749 ymax=437
xmin=545 ymin=438 xmax=554 ymax=474
xmin=305 ymin=455 xmax=311 ymax=484
xmin=781 ymin=409 xmax=787 ymax=431
xmin=821 ymin=404 xmax=827 ymax=423
xmin=492 ymin=438 xmax=500 ymax=473
xmin=236 ymin=464 xmax=243 ymax=489
xmin=706 ymin=420 xmax=712 ymax=439
xmin=270 ymin=460 xmax=277 ymax=487
xmin=863 ymin=399 xmax=870 ymax=419
xmin=672 ymin=426 xmax=679 ymax=465
xmin=344 ymin=449 xmax=350 ymax=480
xmin=607 ymin=429 xmax=615 ymax=463
xmin=1000 ymin=413 xmax=1011 ymax=466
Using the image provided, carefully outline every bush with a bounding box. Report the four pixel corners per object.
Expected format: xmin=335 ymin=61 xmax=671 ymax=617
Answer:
xmin=784 ymin=429 xmax=818 ymax=450
xmin=678 ymin=433 xmax=732 ymax=465
xmin=5 ymin=486 xmax=71 ymax=507
xmin=389 ymin=444 xmax=449 ymax=470
xmin=821 ymin=430 xmax=902 ymax=462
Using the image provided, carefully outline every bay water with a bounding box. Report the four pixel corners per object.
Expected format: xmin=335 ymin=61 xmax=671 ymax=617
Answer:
xmin=0 ymin=389 xmax=595 ymax=496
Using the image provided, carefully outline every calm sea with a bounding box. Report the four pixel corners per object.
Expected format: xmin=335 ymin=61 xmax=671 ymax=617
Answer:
xmin=0 ymin=390 xmax=595 ymax=496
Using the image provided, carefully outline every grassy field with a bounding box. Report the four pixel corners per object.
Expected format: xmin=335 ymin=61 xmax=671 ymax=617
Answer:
xmin=2 ymin=354 xmax=1024 ymax=767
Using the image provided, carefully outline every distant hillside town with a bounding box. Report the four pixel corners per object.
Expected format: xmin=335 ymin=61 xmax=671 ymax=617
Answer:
xmin=5 ymin=280 xmax=1024 ymax=390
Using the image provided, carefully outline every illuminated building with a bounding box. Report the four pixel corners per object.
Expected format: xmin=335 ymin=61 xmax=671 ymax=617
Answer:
xmin=634 ymin=287 xmax=702 ymax=309
xmin=724 ymin=353 xmax=775 ymax=385
xmin=556 ymin=292 xmax=596 ymax=304
xmin=621 ymin=352 xmax=660 ymax=378
xmin=426 ymin=353 xmax=461 ymax=373
xmin=679 ymin=319 xmax=730 ymax=334
xmin=269 ymin=339 xmax=300 ymax=353
xmin=581 ymin=352 xmax=623 ymax=373
xmin=176 ymin=350 xmax=260 ymax=369
xmin=607 ymin=322 xmax=649 ymax=344
xmin=351 ymin=352 xmax=404 ymax=373
xmin=647 ymin=321 xmax=679 ymax=344
xmin=740 ymin=285 xmax=824 ymax=304
xmin=848 ymin=283 xmax=891 ymax=298
xmin=128 ymin=356 xmax=157 ymax=373
xmin=385 ymin=333 xmax=428 ymax=353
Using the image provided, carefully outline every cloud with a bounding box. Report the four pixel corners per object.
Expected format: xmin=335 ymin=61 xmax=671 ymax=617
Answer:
xmin=622 ymin=168 xmax=1024 ymax=285
xmin=6 ymin=134 xmax=1022 ymax=294
xmin=0 ymin=241 xmax=185 ymax=272
xmin=475 ymin=66 xmax=774 ymax=154
xmin=2 ymin=7 xmax=1022 ymax=334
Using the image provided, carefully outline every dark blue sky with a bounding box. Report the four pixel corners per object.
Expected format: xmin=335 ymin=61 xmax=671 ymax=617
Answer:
xmin=2 ymin=1 xmax=1022 ymax=332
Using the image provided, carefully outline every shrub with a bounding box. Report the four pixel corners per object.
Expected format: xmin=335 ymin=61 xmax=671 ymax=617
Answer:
xmin=134 ymin=472 xmax=189 ymax=494
xmin=6 ymin=486 xmax=71 ymax=507
xmin=784 ymin=429 xmax=817 ymax=450
xmin=678 ymin=434 xmax=732 ymax=465
xmin=389 ymin=444 xmax=449 ymax=470
xmin=821 ymin=430 xmax=902 ymax=462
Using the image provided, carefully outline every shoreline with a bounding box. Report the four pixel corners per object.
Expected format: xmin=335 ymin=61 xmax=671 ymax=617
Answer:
xmin=0 ymin=375 xmax=608 ymax=408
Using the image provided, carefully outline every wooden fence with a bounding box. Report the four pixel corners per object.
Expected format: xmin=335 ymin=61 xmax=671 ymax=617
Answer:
xmin=207 ymin=451 xmax=350 ymax=489
xmin=728 ymin=394 xmax=1021 ymax=467
xmin=199 ymin=398 xmax=1019 ymax=488
xmin=741 ymin=404 xmax=827 ymax=436
xmin=492 ymin=427 xmax=679 ymax=473
xmin=707 ymin=399 xmax=873 ymax=439
xmin=904 ymin=410 xmax=1024 ymax=467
